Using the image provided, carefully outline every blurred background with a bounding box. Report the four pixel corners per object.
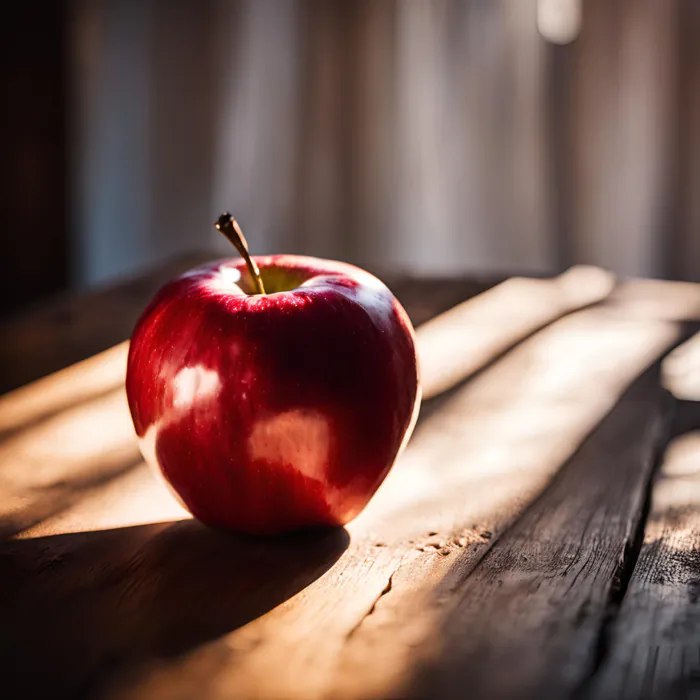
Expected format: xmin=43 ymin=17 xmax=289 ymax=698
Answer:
xmin=2 ymin=0 xmax=699 ymax=318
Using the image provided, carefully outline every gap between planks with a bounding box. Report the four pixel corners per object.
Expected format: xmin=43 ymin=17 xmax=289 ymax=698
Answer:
xmin=572 ymin=393 xmax=676 ymax=699
xmin=583 ymin=327 xmax=700 ymax=700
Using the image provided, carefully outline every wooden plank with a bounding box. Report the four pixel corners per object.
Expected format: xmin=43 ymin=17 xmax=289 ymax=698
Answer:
xmin=0 ymin=342 xmax=129 ymax=440
xmin=403 ymin=369 xmax=673 ymax=700
xmin=0 ymin=253 xmax=214 ymax=394
xmin=663 ymin=328 xmax=700 ymax=401
xmin=8 ymin=306 xmax=669 ymax=700
xmin=418 ymin=265 xmax=613 ymax=398
xmin=605 ymin=278 xmax=700 ymax=322
xmin=585 ymin=433 xmax=700 ymax=699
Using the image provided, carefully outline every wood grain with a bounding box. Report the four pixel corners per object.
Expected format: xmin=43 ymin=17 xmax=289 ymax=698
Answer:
xmin=408 ymin=369 xmax=673 ymax=700
xmin=585 ymin=430 xmax=700 ymax=699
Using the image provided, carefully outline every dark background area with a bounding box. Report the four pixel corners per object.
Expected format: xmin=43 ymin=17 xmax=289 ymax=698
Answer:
xmin=1 ymin=3 xmax=68 ymax=317
xmin=2 ymin=0 xmax=700 ymax=319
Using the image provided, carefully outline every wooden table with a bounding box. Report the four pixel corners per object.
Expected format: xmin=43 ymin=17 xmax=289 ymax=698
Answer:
xmin=2 ymin=257 xmax=700 ymax=700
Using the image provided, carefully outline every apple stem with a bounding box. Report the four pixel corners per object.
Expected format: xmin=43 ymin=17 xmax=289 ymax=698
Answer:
xmin=215 ymin=213 xmax=266 ymax=295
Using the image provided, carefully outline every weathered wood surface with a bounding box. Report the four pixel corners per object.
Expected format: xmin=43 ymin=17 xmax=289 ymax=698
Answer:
xmin=410 ymin=369 xmax=673 ymax=700
xmin=584 ymin=430 xmax=700 ymax=700
xmin=2 ymin=263 xmax=700 ymax=699
xmin=583 ymin=331 xmax=700 ymax=700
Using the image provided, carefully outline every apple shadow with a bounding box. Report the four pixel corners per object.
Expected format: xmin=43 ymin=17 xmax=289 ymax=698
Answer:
xmin=0 ymin=519 xmax=349 ymax=700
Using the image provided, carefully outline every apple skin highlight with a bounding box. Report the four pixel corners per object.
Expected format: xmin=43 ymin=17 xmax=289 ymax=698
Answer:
xmin=126 ymin=255 xmax=420 ymax=535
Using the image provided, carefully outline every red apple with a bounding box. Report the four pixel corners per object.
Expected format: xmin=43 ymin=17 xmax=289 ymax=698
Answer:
xmin=125 ymin=215 xmax=420 ymax=535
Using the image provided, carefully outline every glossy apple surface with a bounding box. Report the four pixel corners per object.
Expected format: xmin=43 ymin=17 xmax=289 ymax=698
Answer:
xmin=126 ymin=255 xmax=420 ymax=535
